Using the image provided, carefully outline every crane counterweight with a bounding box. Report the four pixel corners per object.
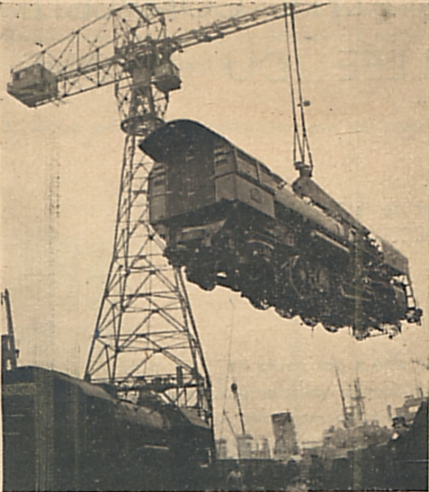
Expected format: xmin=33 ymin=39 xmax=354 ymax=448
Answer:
xmin=7 ymin=63 xmax=57 ymax=107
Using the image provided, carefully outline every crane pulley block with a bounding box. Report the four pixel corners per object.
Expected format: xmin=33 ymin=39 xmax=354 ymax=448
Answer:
xmin=154 ymin=61 xmax=181 ymax=93
xmin=7 ymin=63 xmax=57 ymax=108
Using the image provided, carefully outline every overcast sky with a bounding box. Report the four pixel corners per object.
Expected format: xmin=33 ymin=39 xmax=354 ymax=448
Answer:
xmin=1 ymin=2 xmax=428 ymax=454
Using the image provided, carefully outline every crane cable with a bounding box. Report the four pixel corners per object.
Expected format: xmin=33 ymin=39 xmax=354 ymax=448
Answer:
xmin=283 ymin=3 xmax=314 ymax=175
xmin=219 ymin=299 xmax=236 ymax=441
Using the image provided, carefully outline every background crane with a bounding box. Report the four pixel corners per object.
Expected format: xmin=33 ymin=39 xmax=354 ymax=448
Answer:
xmin=222 ymin=383 xmax=253 ymax=460
xmin=231 ymin=382 xmax=247 ymax=436
xmin=1 ymin=289 xmax=19 ymax=372
xmin=7 ymin=2 xmax=324 ymax=427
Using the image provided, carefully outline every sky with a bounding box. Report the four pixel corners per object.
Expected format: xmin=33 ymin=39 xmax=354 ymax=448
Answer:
xmin=1 ymin=2 xmax=428 ymax=456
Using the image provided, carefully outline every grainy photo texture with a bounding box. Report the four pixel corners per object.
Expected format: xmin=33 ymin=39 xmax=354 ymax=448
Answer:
xmin=1 ymin=2 xmax=428 ymax=491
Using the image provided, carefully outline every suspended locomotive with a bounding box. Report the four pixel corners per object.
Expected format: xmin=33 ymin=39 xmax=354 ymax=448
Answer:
xmin=139 ymin=119 xmax=422 ymax=340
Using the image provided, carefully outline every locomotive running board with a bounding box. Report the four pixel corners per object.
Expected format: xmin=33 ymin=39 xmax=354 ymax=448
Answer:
xmin=292 ymin=176 xmax=369 ymax=234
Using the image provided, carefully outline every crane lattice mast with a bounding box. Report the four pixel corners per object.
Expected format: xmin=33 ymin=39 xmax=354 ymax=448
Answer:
xmin=7 ymin=2 xmax=325 ymax=426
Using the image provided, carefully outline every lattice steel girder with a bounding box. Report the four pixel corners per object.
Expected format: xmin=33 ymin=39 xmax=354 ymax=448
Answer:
xmin=7 ymin=3 xmax=325 ymax=107
xmin=84 ymin=133 xmax=212 ymax=423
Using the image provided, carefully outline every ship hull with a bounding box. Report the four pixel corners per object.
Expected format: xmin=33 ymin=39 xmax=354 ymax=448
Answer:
xmin=2 ymin=366 xmax=214 ymax=491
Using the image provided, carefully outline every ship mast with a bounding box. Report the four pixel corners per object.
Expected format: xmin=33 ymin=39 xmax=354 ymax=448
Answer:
xmin=335 ymin=367 xmax=353 ymax=429
xmin=1 ymin=289 xmax=19 ymax=372
xmin=351 ymin=377 xmax=366 ymax=424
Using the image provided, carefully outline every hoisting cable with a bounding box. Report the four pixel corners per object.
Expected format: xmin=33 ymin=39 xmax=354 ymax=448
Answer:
xmin=283 ymin=3 xmax=302 ymax=165
xmin=219 ymin=299 xmax=236 ymax=440
xmin=284 ymin=3 xmax=314 ymax=176
xmin=290 ymin=3 xmax=314 ymax=175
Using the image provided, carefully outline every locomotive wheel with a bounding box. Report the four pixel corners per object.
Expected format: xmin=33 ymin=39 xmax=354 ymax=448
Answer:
xmin=289 ymin=256 xmax=312 ymax=299
xmin=239 ymin=259 xmax=274 ymax=298
xmin=300 ymin=315 xmax=318 ymax=327
xmin=241 ymin=274 xmax=273 ymax=311
xmin=275 ymin=306 xmax=296 ymax=319
xmin=353 ymin=323 xmax=370 ymax=341
xmin=314 ymin=266 xmax=331 ymax=294
xmin=248 ymin=295 xmax=271 ymax=311
xmin=186 ymin=268 xmax=216 ymax=291
xmin=241 ymin=281 xmax=273 ymax=311
xmin=322 ymin=323 xmax=339 ymax=333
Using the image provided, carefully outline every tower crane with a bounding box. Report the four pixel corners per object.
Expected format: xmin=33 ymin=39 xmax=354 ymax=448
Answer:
xmin=231 ymin=382 xmax=247 ymax=436
xmin=7 ymin=2 xmax=325 ymax=428
xmin=222 ymin=383 xmax=252 ymax=459
xmin=222 ymin=409 xmax=241 ymax=458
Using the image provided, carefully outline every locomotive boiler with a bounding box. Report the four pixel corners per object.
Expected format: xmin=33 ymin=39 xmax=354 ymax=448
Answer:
xmin=139 ymin=119 xmax=422 ymax=340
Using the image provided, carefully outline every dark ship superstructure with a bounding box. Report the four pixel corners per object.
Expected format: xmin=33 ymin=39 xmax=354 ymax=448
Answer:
xmin=319 ymin=372 xmax=393 ymax=458
xmin=2 ymin=365 xmax=213 ymax=491
xmin=140 ymin=119 xmax=422 ymax=340
xmin=300 ymin=372 xmax=429 ymax=491
xmin=392 ymin=390 xmax=427 ymax=425
xmin=320 ymin=394 xmax=428 ymax=491
xmin=301 ymin=372 xmax=393 ymax=476
xmin=1 ymin=290 xmax=214 ymax=492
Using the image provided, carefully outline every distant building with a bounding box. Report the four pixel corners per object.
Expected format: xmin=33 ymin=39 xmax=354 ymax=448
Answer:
xmin=271 ymin=412 xmax=299 ymax=461
xmin=216 ymin=438 xmax=228 ymax=460
xmin=253 ymin=437 xmax=271 ymax=459
xmin=230 ymin=434 xmax=271 ymax=460
xmin=237 ymin=434 xmax=254 ymax=459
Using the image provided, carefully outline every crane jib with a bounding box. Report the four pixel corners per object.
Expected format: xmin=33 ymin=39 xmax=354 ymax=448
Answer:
xmin=7 ymin=3 xmax=326 ymax=108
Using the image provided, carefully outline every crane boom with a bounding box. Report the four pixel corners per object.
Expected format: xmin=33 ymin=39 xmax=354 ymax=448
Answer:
xmin=223 ymin=409 xmax=238 ymax=441
xmin=7 ymin=2 xmax=326 ymax=108
xmin=231 ymin=382 xmax=247 ymax=436
xmin=165 ymin=3 xmax=325 ymax=52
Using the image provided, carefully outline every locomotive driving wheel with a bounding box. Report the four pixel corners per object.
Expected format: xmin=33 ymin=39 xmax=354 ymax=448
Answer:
xmin=289 ymin=256 xmax=313 ymax=299
xmin=239 ymin=261 xmax=274 ymax=310
xmin=186 ymin=267 xmax=216 ymax=291
xmin=238 ymin=236 xmax=276 ymax=309
xmin=240 ymin=274 xmax=273 ymax=310
xmin=314 ymin=265 xmax=331 ymax=294
xmin=275 ymin=306 xmax=296 ymax=319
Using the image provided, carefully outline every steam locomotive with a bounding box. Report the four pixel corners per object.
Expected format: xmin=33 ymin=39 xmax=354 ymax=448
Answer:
xmin=139 ymin=119 xmax=422 ymax=340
